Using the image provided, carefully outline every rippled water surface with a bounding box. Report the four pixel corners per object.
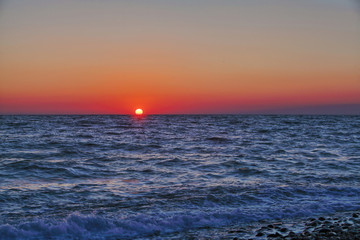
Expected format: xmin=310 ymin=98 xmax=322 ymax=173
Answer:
xmin=0 ymin=115 xmax=359 ymax=239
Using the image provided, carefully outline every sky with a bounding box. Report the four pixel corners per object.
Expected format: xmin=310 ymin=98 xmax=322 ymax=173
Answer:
xmin=0 ymin=0 xmax=359 ymax=114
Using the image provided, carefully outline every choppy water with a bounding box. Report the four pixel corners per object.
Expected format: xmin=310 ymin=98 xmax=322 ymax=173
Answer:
xmin=0 ymin=115 xmax=359 ymax=239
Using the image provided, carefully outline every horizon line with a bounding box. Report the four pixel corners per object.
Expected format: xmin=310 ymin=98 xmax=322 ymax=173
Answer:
xmin=1 ymin=113 xmax=359 ymax=116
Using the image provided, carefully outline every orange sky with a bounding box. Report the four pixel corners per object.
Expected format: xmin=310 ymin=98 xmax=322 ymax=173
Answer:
xmin=1 ymin=0 xmax=359 ymax=114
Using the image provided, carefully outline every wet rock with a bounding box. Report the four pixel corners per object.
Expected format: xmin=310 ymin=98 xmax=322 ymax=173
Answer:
xmin=267 ymin=233 xmax=275 ymax=238
xmin=288 ymin=231 xmax=295 ymax=236
xmin=310 ymin=221 xmax=318 ymax=227
xmin=319 ymin=228 xmax=330 ymax=234
xmin=247 ymin=212 xmax=360 ymax=240
xmin=332 ymin=226 xmax=341 ymax=232
xmin=342 ymin=223 xmax=351 ymax=227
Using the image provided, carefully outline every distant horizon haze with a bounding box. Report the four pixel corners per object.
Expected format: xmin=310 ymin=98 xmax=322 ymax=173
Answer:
xmin=0 ymin=103 xmax=359 ymax=115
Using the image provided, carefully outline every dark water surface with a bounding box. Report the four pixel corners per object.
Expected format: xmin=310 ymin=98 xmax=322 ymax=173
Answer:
xmin=0 ymin=115 xmax=359 ymax=239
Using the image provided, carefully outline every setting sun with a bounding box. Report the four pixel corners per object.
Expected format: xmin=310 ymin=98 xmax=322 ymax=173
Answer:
xmin=135 ymin=108 xmax=143 ymax=115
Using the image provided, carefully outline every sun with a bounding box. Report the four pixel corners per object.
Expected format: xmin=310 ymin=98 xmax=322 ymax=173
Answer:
xmin=135 ymin=108 xmax=143 ymax=115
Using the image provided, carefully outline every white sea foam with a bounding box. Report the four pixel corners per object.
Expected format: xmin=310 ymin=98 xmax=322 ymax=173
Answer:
xmin=1 ymin=200 xmax=360 ymax=240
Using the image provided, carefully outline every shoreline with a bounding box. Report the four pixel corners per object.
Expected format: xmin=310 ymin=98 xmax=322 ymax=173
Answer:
xmin=232 ymin=211 xmax=360 ymax=240
xmin=166 ymin=210 xmax=360 ymax=240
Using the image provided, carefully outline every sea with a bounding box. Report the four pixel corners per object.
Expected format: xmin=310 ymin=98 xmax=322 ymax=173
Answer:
xmin=0 ymin=115 xmax=359 ymax=239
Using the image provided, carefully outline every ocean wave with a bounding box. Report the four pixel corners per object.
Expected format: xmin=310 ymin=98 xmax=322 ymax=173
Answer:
xmin=1 ymin=115 xmax=359 ymax=239
xmin=2 ymin=200 xmax=360 ymax=240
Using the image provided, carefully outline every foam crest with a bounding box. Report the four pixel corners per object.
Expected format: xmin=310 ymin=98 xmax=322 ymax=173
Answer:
xmin=1 ymin=201 xmax=360 ymax=240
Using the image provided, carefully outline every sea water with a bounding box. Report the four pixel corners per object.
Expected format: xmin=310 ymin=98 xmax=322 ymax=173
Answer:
xmin=0 ymin=115 xmax=359 ymax=239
